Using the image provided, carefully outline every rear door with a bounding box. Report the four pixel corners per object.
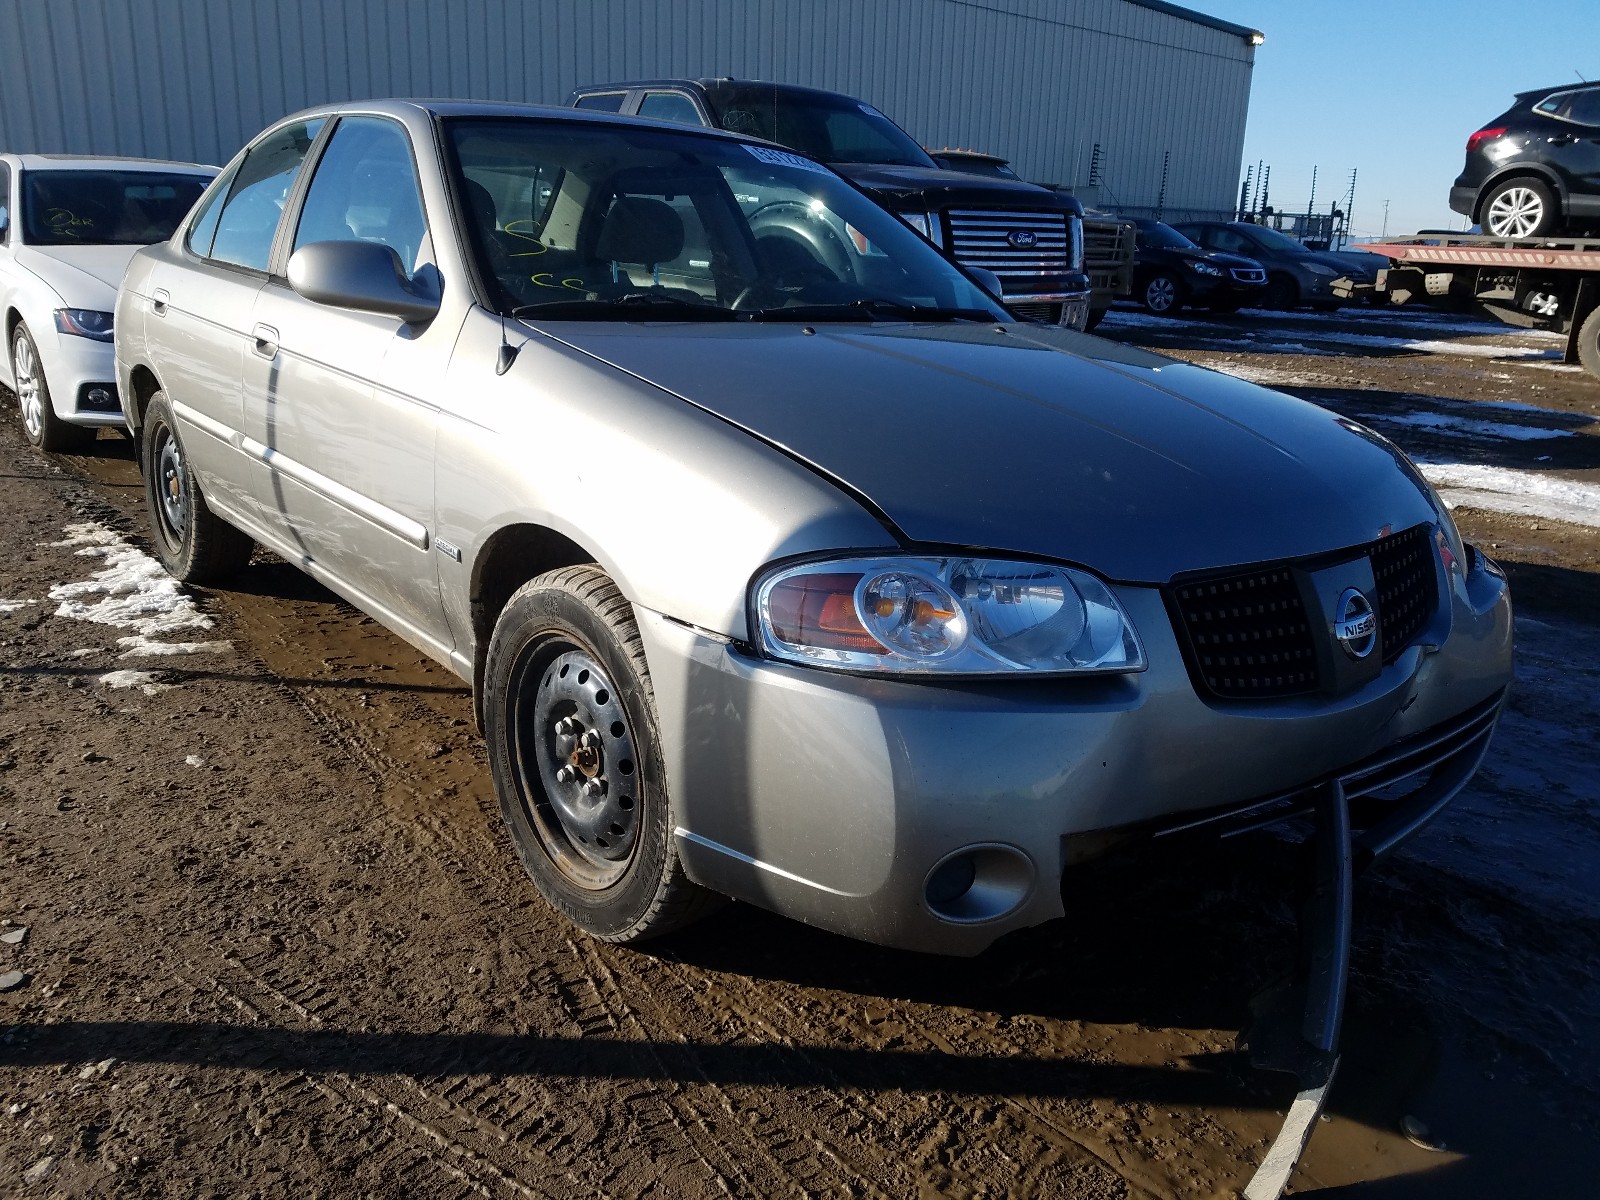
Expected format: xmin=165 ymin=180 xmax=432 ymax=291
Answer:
xmin=246 ymin=113 xmax=448 ymax=650
xmin=144 ymin=118 xmax=325 ymax=522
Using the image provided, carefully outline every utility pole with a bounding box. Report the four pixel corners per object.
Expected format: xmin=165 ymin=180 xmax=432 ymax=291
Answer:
xmin=1381 ymin=199 xmax=1390 ymax=238
xmin=1258 ymin=165 xmax=1270 ymax=222
xmin=1156 ymin=150 xmax=1170 ymax=221
xmin=1239 ymin=165 xmax=1253 ymax=220
xmin=1306 ymin=165 xmax=1318 ymax=238
xmin=1343 ymin=168 xmax=1357 ymax=249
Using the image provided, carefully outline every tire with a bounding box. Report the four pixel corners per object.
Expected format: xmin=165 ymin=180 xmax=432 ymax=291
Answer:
xmin=1481 ymin=177 xmax=1558 ymax=239
xmin=140 ymin=391 xmax=255 ymax=584
xmin=1577 ymin=304 xmax=1600 ymax=383
xmin=1263 ymin=274 xmax=1299 ymax=310
xmin=483 ymin=565 xmax=721 ymax=944
xmin=1140 ymin=272 xmax=1184 ymax=315
xmin=1083 ymin=306 xmax=1106 ymax=332
xmin=11 ymin=323 xmax=93 ymax=452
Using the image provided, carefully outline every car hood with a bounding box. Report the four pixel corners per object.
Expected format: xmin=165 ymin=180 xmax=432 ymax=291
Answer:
xmin=1149 ymin=246 xmax=1263 ymax=270
xmin=833 ymin=163 xmax=1079 ymax=213
xmin=534 ymin=321 xmax=1439 ymax=582
xmin=12 ymin=244 xmax=140 ymax=308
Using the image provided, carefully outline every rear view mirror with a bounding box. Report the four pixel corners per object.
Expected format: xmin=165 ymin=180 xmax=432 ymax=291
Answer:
xmin=966 ymin=266 xmax=1003 ymax=299
xmin=287 ymin=240 xmax=440 ymax=324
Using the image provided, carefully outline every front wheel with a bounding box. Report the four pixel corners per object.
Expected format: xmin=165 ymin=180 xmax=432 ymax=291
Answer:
xmin=1263 ymin=275 xmax=1299 ymax=310
xmin=1140 ymin=272 xmax=1184 ymax=315
xmin=1481 ymin=178 xmax=1558 ymax=239
xmin=11 ymin=324 xmax=92 ymax=452
xmin=1576 ymin=304 xmax=1600 ymax=382
xmin=140 ymin=391 xmax=254 ymax=583
xmin=483 ymin=565 xmax=720 ymax=943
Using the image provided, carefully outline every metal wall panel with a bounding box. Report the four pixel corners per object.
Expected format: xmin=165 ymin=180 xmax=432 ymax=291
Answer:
xmin=0 ymin=0 xmax=1254 ymax=218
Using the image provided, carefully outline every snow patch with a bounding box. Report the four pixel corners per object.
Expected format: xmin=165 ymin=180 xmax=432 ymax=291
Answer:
xmin=0 ymin=598 xmax=37 ymax=613
xmin=99 ymin=670 xmax=173 ymax=696
xmin=116 ymin=635 xmax=233 ymax=659
xmin=1359 ymin=411 xmax=1572 ymax=441
xmin=1417 ymin=462 xmax=1600 ymax=529
xmin=46 ymin=523 xmax=231 ymax=657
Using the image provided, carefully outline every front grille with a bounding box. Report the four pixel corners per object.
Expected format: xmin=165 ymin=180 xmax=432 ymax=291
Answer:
xmin=946 ymin=209 xmax=1070 ymax=277
xmin=1230 ymin=267 xmax=1266 ymax=283
xmin=1168 ymin=524 xmax=1441 ymax=702
xmin=1009 ymin=301 xmax=1063 ymax=323
xmin=1169 ymin=567 xmax=1318 ymax=699
xmin=1370 ymin=524 xmax=1436 ymax=659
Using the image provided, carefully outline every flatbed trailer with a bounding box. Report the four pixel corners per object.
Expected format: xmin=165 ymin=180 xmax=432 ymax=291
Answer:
xmin=1346 ymin=233 xmax=1600 ymax=380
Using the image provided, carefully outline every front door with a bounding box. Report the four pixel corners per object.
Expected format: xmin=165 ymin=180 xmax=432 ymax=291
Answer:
xmin=246 ymin=113 xmax=449 ymax=654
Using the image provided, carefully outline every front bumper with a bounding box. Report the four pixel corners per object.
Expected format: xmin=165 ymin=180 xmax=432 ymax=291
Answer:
xmin=43 ymin=333 xmax=126 ymax=428
xmin=639 ymin=552 xmax=1512 ymax=956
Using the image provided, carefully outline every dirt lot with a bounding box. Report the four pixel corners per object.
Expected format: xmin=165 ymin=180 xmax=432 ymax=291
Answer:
xmin=2 ymin=303 xmax=1598 ymax=1197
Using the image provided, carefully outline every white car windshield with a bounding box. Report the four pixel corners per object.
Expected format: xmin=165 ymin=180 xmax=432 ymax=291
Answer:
xmin=444 ymin=118 xmax=1003 ymax=322
xmin=22 ymin=171 xmax=208 ymax=246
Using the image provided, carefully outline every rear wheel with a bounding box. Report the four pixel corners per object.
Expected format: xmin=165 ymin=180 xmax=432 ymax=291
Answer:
xmin=484 ymin=565 xmax=721 ymax=943
xmin=1140 ymin=272 xmax=1184 ymax=315
xmin=11 ymin=323 xmax=92 ymax=452
xmin=1481 ymin=177 xmax=1558 ymax=239
xmin=140 ymin=391 xmax=254 ymax=583
xmin=1577 ymin=304 xmax=1600 ymax=382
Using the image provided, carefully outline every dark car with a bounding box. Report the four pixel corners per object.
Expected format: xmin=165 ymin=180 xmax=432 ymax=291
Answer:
xmin=1127 ymin=219 xmax=1264 ymax=315
xmin=1451 ymin=83 xmax=1600 ymax=238
xmin=1175 ymin=221 xmax=1374 ymax=310
xmin=568 ymin=79 xmax=1091 ymax=327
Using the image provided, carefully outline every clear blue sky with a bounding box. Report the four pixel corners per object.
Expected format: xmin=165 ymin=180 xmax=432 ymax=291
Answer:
xmin=1196 ymin=1 xmax=1600 ymax=239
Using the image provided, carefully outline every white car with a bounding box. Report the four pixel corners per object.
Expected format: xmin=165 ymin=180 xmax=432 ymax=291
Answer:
xmin=0 ymin=154 xmax=214 ymax=450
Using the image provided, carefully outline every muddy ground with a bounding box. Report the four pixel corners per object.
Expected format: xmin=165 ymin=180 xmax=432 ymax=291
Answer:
xmin=1 ymin=303 xmax=1598 ymax=1197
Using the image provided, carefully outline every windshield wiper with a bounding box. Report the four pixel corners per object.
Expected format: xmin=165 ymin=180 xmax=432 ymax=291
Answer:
xmin=744 ymin=298 xmax=995 ymax=323
xmin=511 ymin=293 xmax=738 ymax=321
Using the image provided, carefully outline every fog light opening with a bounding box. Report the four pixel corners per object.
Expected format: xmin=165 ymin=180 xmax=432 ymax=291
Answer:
xmin=923 ymin=844 xmax=1036 ymax=924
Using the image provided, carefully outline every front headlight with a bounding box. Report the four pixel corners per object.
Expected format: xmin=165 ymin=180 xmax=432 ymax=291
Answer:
xmin=753 ymin=555 xmax=1146 ymax=676
xmin=1189 ymin=261 xmax=1224 ymax=277
xmin=1305 ymin=263 xmax=1338 ymax=278
xmin=54 ymin=309 xmax=115 ymax=342
xmin=898 ymin=211 xmax=939 ymax=245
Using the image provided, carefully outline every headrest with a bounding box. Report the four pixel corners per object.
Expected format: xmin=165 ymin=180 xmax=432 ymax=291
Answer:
xmin=463 ymin=178 xmax=499 ymax=230
xmin=595 ymin=196 xmax=685 ymax=266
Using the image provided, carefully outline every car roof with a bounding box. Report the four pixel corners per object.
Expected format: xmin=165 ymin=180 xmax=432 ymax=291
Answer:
xmin=572 ymin=78 xmax=860 ymax=105
xmin=276 ymin=96 xmax=777 ymax=147
xmin=4 ymin=152 xmax=216 ymax=173
xmin=1513 ymin=81 xmax=1598 ymax=103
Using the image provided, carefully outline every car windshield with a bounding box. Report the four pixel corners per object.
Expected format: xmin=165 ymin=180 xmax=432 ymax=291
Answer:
xmin=708 ymin=86 xmax=937 ymax=168
xmin=444 ymin=118 xmax=1003 ymax=322
xmin=1241 ymin=225 xmax=1309 ymax=254
xmin=937 ymin=156 xmax=1020 ymax=180
xmin=22 ymin=170 xmax=208 ymax=246
xmin=1135 ymin=221 xmax=1197 ymax=250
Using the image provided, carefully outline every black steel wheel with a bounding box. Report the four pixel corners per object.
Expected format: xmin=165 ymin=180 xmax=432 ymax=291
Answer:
xmin=140 ymin=391 xmax=254 ymax=583
xmin=11 ymin=323 xmax=92 ymax=452
xmin=1481 ymin=177 xmax=1558 ymax=239
xmin=484 ymin=565 xmax=720 ymax=942
xmin=1140 ymin=272 xmax=1184 ymax=315
xmin=1263 ymin=274 xmax=1299 ymax=310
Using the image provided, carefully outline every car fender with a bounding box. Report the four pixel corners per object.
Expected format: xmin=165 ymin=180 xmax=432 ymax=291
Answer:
xmin=1475 ymin=159 xmax=1570 ymax=219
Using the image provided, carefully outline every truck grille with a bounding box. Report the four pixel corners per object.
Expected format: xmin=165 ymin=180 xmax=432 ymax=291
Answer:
xmin=1167 ymin=524 xmax=1440 ymax=701
xmin=1230 ymin=266 xmax=1266 ymax=283
xmin=945 ymin=210 xmax=1071 ymax=277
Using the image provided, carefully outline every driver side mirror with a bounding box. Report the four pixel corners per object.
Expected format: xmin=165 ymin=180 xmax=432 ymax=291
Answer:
xmin=966 ymin=267 xmax=1004 ymax=300
xmin=287 ymin=240 xmax=440 ymax=325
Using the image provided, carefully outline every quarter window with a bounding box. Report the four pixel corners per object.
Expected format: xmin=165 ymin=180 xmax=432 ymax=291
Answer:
xmin=293 ymin=116 xmax=429 ymax=278
xmin=1566 ymin=88 xmax=1600 ymax=127
xmin=637 ymin=92 xmax=704 ymax=126
xmin=573 ymin=92 xmax=626 ymax=113
xmin=207 ymin=118 xmax=326 ymax=271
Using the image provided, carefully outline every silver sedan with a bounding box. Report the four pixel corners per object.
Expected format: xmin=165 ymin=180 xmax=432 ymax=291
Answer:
xmin=115 ymin=101 xmax=1512 ymax=956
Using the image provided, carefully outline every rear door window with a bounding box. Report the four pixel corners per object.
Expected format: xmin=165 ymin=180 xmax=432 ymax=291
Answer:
xmin=1565 ymin=88 xmax=1600 ymax=126
xmin=206 ymin=118 xmax=326 ymax=271
xmin=637 ymin=92 xmax=705 ymax=126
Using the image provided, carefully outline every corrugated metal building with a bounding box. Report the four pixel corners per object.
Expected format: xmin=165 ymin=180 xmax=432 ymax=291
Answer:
xmin=0 ymin=0 xmax=1259 ymax=221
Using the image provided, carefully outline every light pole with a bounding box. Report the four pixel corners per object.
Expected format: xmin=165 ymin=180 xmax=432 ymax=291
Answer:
xmin=1381 ymin=199 xmax=1390 ymax=238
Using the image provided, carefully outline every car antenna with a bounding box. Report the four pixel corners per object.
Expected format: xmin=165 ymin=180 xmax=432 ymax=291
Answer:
xmin=496 ymin=311 xmax=519 ymax=375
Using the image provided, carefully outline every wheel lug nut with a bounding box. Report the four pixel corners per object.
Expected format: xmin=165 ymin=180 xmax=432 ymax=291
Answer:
xmin=581 ymin=730 xmax=600 ymax=749
xmin=556 ymin=766 xmax=577 ymax=784
xmin=556 ymin=717 xmax=577 ymax=735
xmin=581 ymin=779 xmax=606 ymax=797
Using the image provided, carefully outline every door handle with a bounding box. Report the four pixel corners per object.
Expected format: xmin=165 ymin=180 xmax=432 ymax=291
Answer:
xmin=151 ymin=288 xmax=169 ymax=316
xmin=1547 ymin=134 xmax=1576 ymax=145
xmin=252 ymin=323 xmax=279 ymax=359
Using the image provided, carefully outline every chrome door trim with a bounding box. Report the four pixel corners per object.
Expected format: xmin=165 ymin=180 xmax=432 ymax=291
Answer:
xmin=237 ymin=435 xmax=430 ymax=550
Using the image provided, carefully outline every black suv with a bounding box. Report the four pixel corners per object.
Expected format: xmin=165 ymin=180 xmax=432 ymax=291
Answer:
xmin=1452 ymin=83 xmax=1600 ymax=238
xmin=1128 ymin=220 xmax=1265 ymax=314
xmin=568 ymin=79 xmax=1090 ymax=327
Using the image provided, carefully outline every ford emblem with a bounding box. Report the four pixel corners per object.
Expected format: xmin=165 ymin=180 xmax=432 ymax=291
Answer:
xmin=1333 ymin=587 xmax=1377 ymax=660
xmin=1007 ymin=229 xmax=1037 ymax=249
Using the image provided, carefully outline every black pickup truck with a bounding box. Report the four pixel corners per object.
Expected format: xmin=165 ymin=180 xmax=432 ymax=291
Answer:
xmin=567 ymin=78 xmax=1091 ymax=328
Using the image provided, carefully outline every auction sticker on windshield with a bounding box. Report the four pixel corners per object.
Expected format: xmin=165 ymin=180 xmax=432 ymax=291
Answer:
xmin=743 ymin=145 xmax=832 ymax=175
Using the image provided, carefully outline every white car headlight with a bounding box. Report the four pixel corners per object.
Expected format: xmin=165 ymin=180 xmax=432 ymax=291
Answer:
xmin=1189 ymin=261 xmax=1225 ymax=277
xmin=753 ymin=555 xmax=1145 ymax=676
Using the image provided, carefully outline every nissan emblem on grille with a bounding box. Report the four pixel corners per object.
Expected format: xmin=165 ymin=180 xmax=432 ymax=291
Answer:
xmin=1007 ymin=229 xmax=1037 ymax=248
xmin=1335 ymin=588 xmax=1377 ymax=660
